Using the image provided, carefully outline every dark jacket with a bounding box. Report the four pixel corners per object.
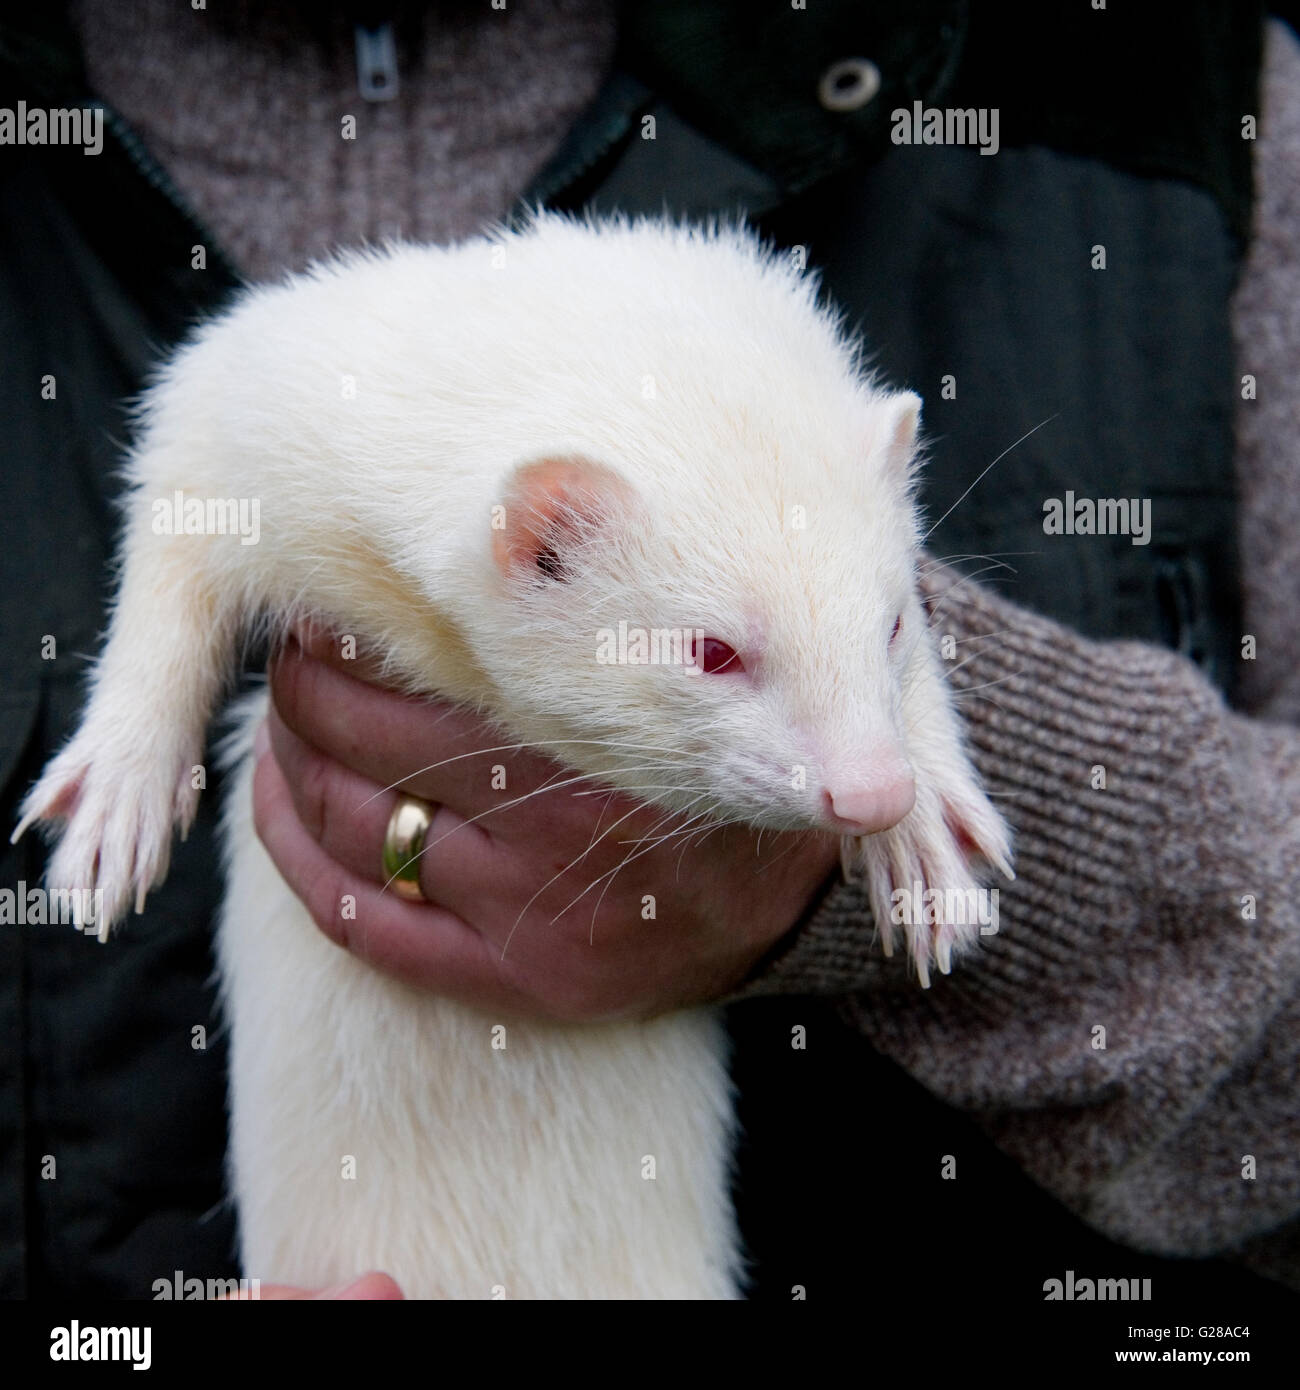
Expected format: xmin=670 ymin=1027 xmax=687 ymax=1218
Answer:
xmin=0 ymin=0 xmax=1275 ymax=1299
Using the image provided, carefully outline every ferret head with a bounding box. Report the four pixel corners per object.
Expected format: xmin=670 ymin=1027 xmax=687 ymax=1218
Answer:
xmin=476 ymin=357 xmax=926 ymax=838
xmin=484 ymin=433 xmax=923 ymax=838
xmin=425 ymin=216 xmax=938 ymax=839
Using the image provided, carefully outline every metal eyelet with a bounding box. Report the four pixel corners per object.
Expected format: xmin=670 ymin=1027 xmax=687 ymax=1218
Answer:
xmin=817 ymin=58 xmax=882 ymax=113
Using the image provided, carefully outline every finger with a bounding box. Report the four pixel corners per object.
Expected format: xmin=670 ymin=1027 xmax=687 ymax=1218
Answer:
xmin=311 ymin=1272 xmax=405 ymax=1300
xmin=225 ymin=1272 xmax=406 ymax=1300
xmin=252 ymin=742 xmax=535 ymax=1012
xmin=285 ymin=623 xmax=389 ymax=684
xmin=268 ymin=640 xmax=564 ymax=820
xmin=263 ymin=703 xmax=499 ymax=907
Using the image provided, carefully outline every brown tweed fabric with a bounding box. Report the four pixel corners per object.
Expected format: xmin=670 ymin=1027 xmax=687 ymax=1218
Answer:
xmin=72 ymin=0 xmax=618 ymax=280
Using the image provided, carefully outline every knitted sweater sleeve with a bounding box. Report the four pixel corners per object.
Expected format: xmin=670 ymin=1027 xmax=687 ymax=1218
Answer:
xmin=727 ymin=564 xmax=1300 ymax=1262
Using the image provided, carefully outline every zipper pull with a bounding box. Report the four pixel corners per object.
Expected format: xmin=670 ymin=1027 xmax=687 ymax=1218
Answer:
xmin=355 ymin=22 xmax=399 ymax=103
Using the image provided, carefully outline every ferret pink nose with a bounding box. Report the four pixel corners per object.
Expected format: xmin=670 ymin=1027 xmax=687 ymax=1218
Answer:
xmin=822 ymin=775 xmax=915 ymax=835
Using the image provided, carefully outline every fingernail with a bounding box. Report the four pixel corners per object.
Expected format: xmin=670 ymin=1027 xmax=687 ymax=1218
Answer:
xmin=316 ymin=1272 xmax=404 ymax=1300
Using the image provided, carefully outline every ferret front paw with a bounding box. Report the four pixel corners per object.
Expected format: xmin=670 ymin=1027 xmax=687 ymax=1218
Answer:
xmin=850 ymin=775 xmax=1013 ymax=988
xmin=12 ymin=724 xmax=200 ymax=939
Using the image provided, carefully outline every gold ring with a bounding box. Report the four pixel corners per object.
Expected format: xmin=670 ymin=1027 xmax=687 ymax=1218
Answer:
xmin=382 ymin=793 xmax=436 ymax=902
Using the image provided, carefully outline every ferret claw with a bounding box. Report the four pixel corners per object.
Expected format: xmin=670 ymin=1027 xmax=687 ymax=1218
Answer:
xmin=855 ymin=767 xmax=1012 ymax=987
xmin=936 ymin=936 xmax=953 ymax=975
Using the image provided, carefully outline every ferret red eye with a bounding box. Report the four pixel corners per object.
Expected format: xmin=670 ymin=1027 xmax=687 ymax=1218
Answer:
xmin=692 ymin=637 xmax=744 ymax=674
xmin=889 ymin=614 xmax=902 ymax=646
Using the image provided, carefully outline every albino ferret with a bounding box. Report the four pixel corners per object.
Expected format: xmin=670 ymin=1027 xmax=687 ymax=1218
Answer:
xmin=16 ymin=213 xmax=1012 ymax=1299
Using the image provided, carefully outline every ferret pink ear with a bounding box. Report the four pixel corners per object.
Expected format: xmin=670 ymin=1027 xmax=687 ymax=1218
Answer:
xmin=492 ymin=455 xmax=633 ymax=584
xmin=881 ymin=391 xmax=922 ymax=482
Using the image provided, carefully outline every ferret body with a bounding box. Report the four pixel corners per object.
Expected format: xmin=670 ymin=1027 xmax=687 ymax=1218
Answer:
xmin=17 ymin=213 xmax=1011 ymax=1298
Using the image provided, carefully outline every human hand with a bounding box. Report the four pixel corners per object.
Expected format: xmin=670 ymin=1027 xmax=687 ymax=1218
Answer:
xmin=252 ymin=630 xmax=842 ymax=1022
xmin=224 ymin=1272 xmax=404 ymax=1300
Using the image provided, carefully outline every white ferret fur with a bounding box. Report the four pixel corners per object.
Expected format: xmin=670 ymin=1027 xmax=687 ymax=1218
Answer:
xmin=16 ymin=212 xmax=1012 ymax=1299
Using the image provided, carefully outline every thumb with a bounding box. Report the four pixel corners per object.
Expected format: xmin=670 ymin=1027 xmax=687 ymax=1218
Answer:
xmin=313 ymin=1272 xmax=405 ymax=1300
xmin=228 ymin=1271 xmax=405 ymax=1300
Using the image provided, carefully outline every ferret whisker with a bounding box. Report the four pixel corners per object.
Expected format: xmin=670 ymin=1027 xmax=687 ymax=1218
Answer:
xmin=924 ymin=561 xmax=1018 ymax=617
xmin=566 ymin=760 xmax=716 ymax=789
xmin=575 ymin=784 xmax=708 ymax=798
xmin=956 ymin=672 xmax=1023 ymax=695
xmin=674 ymin=806 xmax=731 ymax=877
xmin=924 ymin=573 xmax=1017 ymax=625
xmin=616 ymin=808 xmax=719 ymax=850
xmin=357 ymin=739 xmax=717 ymax=809
xmin=922 ymin=414 xmax=1059 ymax=542
xmin=559 ymin=802 xmax=716 ymax=938
xmin=500 ymin=800 xmax=651 ymax=959
xmin=950 ymin=691 xmax=1017 ymax=718
xmin=937 ymin=652 xmax=986 ymax=679
xmin=941 ymin=627 xmax=1019 ymax=647
xmin=505 ymin=791 xmax=716 ymax=953
xmin=920 ymin=551 xmax=1029 ymax=574
xmin=677 ymin=816 xmax=745 ymax=856
xmin=751 ymin=828 xmax=818 ymax=875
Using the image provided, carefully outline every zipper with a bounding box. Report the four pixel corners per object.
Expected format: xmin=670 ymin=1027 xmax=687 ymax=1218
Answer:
xmin=96 ymin=98 xmax=244 ymax=288
xmin=354 ymin=22 xmax=400 ymax=103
